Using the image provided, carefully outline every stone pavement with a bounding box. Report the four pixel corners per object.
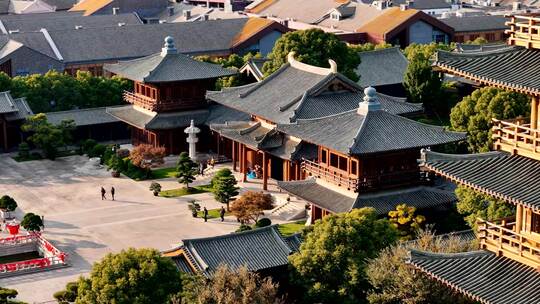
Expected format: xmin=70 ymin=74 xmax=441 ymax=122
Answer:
xmin=0 ymin=155 xmax=240 ymax=303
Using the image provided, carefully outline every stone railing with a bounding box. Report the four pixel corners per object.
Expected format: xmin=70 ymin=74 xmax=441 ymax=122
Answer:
xmin=478 ymin=217 xmax=540 ymax=269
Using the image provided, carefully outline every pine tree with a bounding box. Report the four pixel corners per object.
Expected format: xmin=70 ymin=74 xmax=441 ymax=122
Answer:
xmin=212 ymin=168 xmax=239 ymax=211
xmin=175 ymin=152 xmax=197 ymax=189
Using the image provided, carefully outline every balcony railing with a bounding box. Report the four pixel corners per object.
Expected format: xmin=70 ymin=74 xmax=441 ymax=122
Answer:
xmin=123 ymin=91 xmax=157 ymax=111
xmin=478 ymin=217 xmax=540 ymax=269
xmin=506 ymin=15 xmax=540 ymax=49
xmin=492 ymin=118 xmax=540 ymax=160
xmin=302 ymin=159 xmax=359 ymax=192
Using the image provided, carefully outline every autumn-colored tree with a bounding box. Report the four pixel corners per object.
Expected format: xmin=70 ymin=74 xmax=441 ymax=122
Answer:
xmin=388 ymin=204 xmax=426 ymax=240
xmin=230 ymin=191 xmax=274 ymax=224
xmin=129 ymin=144 xmax=166 ymax=169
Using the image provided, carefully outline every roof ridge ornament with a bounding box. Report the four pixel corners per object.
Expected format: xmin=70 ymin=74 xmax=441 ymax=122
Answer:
xmin=357 ymin=86 xmax=381 ymax=115
xmin=161 ymin=36 xmax=178 ymax=57
xmin=287 ymin=51 xmax=336 ymax=75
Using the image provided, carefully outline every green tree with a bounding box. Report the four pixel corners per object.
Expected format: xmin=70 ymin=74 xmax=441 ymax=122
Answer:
xmin=388 ymin=204 xmax=425 ymax=240
xmin=402 ymin=42 xmax=454 ymax=61
xmin=212 ymin=168 xmax=239 ymax=211
xmin=349 ymin=42 xmax=393 ymax=53
xmin=21 ymin=213 xmax=43 ymax=232
xmin=175 ymin=152 xmax=197 ymax=189
xmin=366 ymin=230 xmax=477 ymax=304
xmin=75 ymin=248 xmax=181 ymax=304
xmin=464 ymin=37 xmax=488 ymax=45
xmin=177 ymin=265 xmax=279 ymax=304
xmin=455 ymin=185 xmax=515 ymax=229
xmin=403 ymin=53 xmax=442 ymax=112
xmin=53 ymin=282 xmax=78 ymax=304
xmin=21 ymin=113 xmax=64 ymax=159
xmin=0 ymin=286 xmax=22 ymax=304
xmin=288 ymin=208 xmax=398 ymax=304
xmin=263 ymin=29 xmax=361 ymax=81
xmin=58 ymin=119 xmax=76 ymax=149
xmin=450 ymin=86 xmax=530 ymax=152
xmin=0 ymin=195 xmax=17 ymax=217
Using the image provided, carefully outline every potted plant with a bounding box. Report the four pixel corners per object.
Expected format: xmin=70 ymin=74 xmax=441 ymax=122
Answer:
xmin=187 ymin=200 xmax=201 ymax=218
xmin=149 ymin=182 xmax=162 ymax=196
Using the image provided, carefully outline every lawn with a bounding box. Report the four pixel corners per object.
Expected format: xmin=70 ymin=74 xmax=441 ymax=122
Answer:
xmin=197 ymin=208 xmax=231 ymax=219
xmin=278 ymin=220 xmax=307 ymax=236
xmin=151 ymin=167 xmax=178 ymax=179
xmin=159 ymin=184 xmax=213 ymax=197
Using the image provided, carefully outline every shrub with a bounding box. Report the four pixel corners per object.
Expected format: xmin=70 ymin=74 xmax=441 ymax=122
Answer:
xmin=236 ymin=224 xmax=252 ymax=233
xmin=21 ymin=212 xmax=43 ymax=232
xmin=230 ymin=191 xmax=275 ymax=224
xmin=0 ymin=195 xmax=17 ymax=213
xmin=81 ymin=139 xmax=97 ymax=154
xmin=88 ymin=144 xmax=106 ymax=159
xmin=17 ymin=142 xmax=30 ymax=159
xmin=255 ymin=218 xmax=272 ymax=228
xmin=129 ymin=144 xmax=166 ymax=168
xmin=149 ymin=182 xmax=162 ymax=194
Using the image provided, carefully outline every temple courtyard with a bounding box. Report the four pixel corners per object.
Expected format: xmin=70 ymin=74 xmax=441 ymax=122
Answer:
xmin=0 ymin=154 xmax=298 ymax=302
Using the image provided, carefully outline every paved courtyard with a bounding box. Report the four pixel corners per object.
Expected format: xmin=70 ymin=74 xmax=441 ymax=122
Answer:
xmin=0 ymin=154 xmax=249 ymax=303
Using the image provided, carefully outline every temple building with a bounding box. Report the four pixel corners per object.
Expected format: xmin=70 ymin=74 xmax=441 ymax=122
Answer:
xmin=408 ymin=14 xmax=540 ymax=304
xmin=105 ymin=36 xmax=237 ymax=154
xmin=163 ymin=225 xmax=301 ymax=277
xmin=207 ymin=52 xmax=465 ymax=222
xmin=0 ymin=91 xmax=32 ymax=151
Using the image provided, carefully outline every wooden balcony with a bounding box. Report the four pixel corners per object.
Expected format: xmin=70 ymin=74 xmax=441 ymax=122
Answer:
xmin=357 ymin=169 xmax=423 ymax=192
xmin=123 ymin=91 xmax=157 ymax=111
xmin=302 ymin=159 xmax=359 ymax=192
xmin=506 ymin=15 xmax=540 ymax=49
xmin=492 ymin=118 xmax=540 ymax=161
xmin=478 ymin=217 xmax=540 ymax=269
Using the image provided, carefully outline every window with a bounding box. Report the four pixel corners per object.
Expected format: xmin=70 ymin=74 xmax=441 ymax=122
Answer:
xmin=330 ymin=153 xmax=338 ymax=168
xmin=331 ymin=13 xmax=340 ymax=20
xmin=320 ymin=149 xmax=327 ymax=164
xmin=433 ymin=34 xmax=446 ymax=43
xmin=532 ymin=211 xmax=540 ymax=233
xmin=338 ymin=156 xmax=348 ymax=171
xmin=350 ymin=160 xmax=358 ymax=175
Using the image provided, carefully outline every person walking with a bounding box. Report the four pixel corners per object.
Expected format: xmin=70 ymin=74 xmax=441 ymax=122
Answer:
xmin=220 ymin=206 xmax=225 ymax=222
xmin=199 ymin=162 xmax=204 ymax=176
xmin=203 ymin=207 xmax=208 ymax=222
xmin=101 ymin=187 xmax=107 ymax=200
xmin=111 ymin=186 xmax=115 ymax=201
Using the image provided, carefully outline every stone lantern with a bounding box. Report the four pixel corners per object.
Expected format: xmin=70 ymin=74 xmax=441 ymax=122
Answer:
xmin=184 ymin=119 xmax=200 ymax=159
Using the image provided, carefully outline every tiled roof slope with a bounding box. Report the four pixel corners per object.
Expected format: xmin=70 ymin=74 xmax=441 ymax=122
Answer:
xmin=104 ymin=37 xmax=235 ymax=83
xmin=408 ymin=250 xmax=540 ymax=304
xmin=420 ymin=150 xmax=540 ymax=211
xmin=439 ymin=15 xmax=507 ymax=33
xmin=433 ymin=46 xmax=540 ymax=95
xmin=356 ymin=47 xmax=408 ymax=87
xmin=168 ymin=225 xmax=299 ymax=276
xmin=0 ymin=91 xmax=33 ymax=121
xmin=277 ymin=109 xmax=465 ymax=155
xmin=278 ymin=178 xmax=457 ymax=214
xmin=46 ymin=106 xmax=119 ymax=126
xmin=357 ymin=7 xmax=417 ymax=35
xmin=207 ymin=60 xmax=421 ymax=124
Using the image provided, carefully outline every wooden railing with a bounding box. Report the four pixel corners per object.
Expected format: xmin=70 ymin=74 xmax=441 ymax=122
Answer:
xmin=478 ymin=218 xmax=540 ymax=269
xmin=491 ymin=118 xmax=540 ymax=160
xmin=123 ymin=91 xmax=157 ymax=111
xmin=302 ymin=159 xmax=359 ymax=192
xmin=506 ymin=15 xmax=540 ymax=49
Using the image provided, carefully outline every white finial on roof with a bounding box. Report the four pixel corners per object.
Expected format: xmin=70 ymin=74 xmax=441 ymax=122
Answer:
xmin=161 ymin=36 xmax=178 ymax=57
xmin=329 ymin=59 xmax=337 ymax=73
xmin=357 ymin=86 xmax=381 ymax=115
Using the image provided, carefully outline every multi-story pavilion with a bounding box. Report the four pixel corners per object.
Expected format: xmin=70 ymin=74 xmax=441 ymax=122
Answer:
xmin=208 ymin=52 xmax=465 ymax=222
xmin=408 ymin=14 xmax=540 ymax=304
xmin=105 ymin=36 xmax=236 ymax=154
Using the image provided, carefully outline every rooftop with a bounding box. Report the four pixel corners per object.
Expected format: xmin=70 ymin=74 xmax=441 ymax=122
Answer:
xmin=356 ymin=47 xmax=408 ymax=87
xmin=104 ymin=37 xmax=236 ymax=83
xmin=439 ymin=14 xmax=507 ymax=33
xmin=408 ymin=250 xmax=540 ymax=304
xmin=45 ymin=106 xmax=119 ymax=126
xmin=0 ymin=91 xmax=33 ymax=121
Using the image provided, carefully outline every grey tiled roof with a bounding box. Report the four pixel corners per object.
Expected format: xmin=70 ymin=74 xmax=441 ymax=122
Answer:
xmin=356 ymin=47 xmax=408 ymax=87
xmin=0 ymin=91 xmax=17 ymax=114
xmin=434 ymin=46 xmax=540 ymax=95
xmin=240 ymin=57 xmax=269 ymax=81
xmin=408 ymin=250 xmax=540 ymax=304
xmin=46 ymin=107 xmax=119 ymax=126
xmin=439 ymin=15 xmax=507 ymax=33
xmin=210 ymin=121 xmax=281 ymax=150
xmin=420 ymin=150 xmax=540 ymax=211
xmin=4 ymin=97 xmax=33 ymax=121
xmin=8 ymin=31 xmax=58 ymax=59
xmin=207 ymin=63 xmax=421 ymax=124
xmin=104 ymin=50 xmax=235 ymax=83
xmin=175 ymin=225 xmax=298 ymax=276
xmin=278 ymin=110 xmax=465 ymax=155
xmin=278 ymin=178 xmax=457 ymax=215
xmin=0 ymin=12 xmax=141 ymax=33
xmin=205 ymin=104 xmax=250 ymax=125
xmin=107 ymin=105 xmax=209 ymax=130
xmin=391 ymin=0 xmax=451 ymax=9
xmin=42 ymin=0 xmax=77 ymax=10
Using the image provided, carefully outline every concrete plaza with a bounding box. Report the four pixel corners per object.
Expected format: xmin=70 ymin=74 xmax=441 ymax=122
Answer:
xmin=0 ymin=154 xmax=248 ymax=303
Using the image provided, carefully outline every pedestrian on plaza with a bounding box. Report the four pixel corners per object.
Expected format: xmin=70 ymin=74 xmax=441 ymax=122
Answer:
xmin=210 ymin=157 xmax=215 ymax=169
xmin=203 ymin=207 xmax=208 ymax=222
xmin=199 ymin=162 xmax=205 ymax=176
xmin=111 ymin=186 xmax=115 ymax=201
xmin=101 ymin=187 xmax=107 ymax=200
xmin=220 ymin=206 xmax=225 ymax=222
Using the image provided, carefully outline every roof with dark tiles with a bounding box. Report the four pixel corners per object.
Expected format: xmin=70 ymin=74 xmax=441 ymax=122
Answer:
xmin=408 ymin=250 xmax=540 ymax=304
xmin=45 ymin=106 xmax=119 ymax=126
xmin=356 ymin=47 xmax=408 ymax=87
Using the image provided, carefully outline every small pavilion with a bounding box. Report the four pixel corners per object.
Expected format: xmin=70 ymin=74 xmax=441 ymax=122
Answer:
xmin=0 ymin=91 xmax=32 ymax=151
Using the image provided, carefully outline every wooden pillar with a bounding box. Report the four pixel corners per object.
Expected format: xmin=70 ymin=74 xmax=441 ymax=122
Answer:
xmin=516 ymin=205 xmax=523 ymax=233
xmin=216 ymin=135 xmax=221 ymax=156
xmin=232 ymin=141 xmax=237 ymax=171
xmin=531 ymin=96 xmax=538 ymax=130
xmin=242 ymin=145 xmax=247 ymax=182
xmin=262 ymin=152 xmax=268 ymax=191
xmin=2 ymin=120 xmax=7 ymax=151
